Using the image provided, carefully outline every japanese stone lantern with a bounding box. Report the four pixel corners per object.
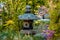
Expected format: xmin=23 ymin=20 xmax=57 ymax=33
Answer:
xmin=18 ymin=5 xmax=39 ymax=35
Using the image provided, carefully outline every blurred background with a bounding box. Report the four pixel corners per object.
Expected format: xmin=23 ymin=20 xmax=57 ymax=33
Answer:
xmin=0 ymin=0 xmax=60 ymax=40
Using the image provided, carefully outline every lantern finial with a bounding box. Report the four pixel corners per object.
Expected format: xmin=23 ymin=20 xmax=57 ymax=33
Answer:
xmin=25 ymin=5 xmax=31 ymax=13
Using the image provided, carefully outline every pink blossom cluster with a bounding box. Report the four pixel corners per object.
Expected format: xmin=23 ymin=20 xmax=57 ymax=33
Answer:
xmin=44 ymin=30 xmax=55 ymax=37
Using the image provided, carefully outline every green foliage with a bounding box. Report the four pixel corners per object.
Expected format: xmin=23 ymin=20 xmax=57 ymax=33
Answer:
xmin=1 ymin=0 xmax=26 ymax=31
xmin=34 ymin=33 xmax=46 ymax=40
xmin=49 ymin=0 xmax=60 ymax=30
xmin=0 ymin=30 xmax=16 ymax=40
xmin=34 ymin=20 xmax=50 ymax=27
xmin=49 ymin=0 xmax=60 ymax=39
xmin=22 ymin=35 xmax=33 ymax=40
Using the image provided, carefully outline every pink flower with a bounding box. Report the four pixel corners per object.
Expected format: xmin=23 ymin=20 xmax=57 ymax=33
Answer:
xmin=43 ymin=30 xmax=55 ymax=37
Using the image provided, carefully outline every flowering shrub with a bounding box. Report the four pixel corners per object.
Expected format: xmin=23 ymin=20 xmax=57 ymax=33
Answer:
xmin=6 ymin=20 xmax=14 ymax=25
xmin=42 ymin=30 xmax=55 ymax=40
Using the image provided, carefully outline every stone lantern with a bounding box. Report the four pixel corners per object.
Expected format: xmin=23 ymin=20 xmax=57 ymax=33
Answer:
xmin=18 ymin=5 xmax=39 ymax=35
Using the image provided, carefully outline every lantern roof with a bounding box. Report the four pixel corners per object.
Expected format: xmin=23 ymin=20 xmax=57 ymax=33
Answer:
xmin=18 ymin=5 xmax=39 ymax=20
xmin=18 ymin=13 xmax=39 ymax=20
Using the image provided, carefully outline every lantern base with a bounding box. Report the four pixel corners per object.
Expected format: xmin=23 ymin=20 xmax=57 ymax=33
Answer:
xmin=20 ymin=30 xmax=36 ymax=35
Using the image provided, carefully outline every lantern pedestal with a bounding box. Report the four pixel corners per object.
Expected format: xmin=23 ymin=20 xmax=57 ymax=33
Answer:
xmin=20 ymin=30 xmax=36 ymax=35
